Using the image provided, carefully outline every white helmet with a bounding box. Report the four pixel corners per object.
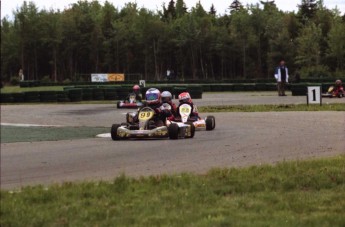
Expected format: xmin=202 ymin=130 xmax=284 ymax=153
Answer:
xmin=145 ymin=88 xmax=161 ymax=105
xmin=161 ymin=91 xmax=172 ymax=103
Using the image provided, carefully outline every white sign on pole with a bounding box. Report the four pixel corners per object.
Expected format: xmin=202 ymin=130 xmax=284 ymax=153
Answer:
xmin=139 ymin=80 xmax=146 ymax=87
xmin=307 ymin=86 xmax=322 ymax=105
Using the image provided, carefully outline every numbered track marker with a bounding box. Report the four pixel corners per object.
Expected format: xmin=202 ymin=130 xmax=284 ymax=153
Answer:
xmin=307 ymin=86 xmax=322 ymax=105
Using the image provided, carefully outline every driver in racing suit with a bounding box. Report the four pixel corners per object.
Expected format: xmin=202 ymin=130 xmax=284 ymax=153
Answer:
xmin=161 ymin=91 xmax=177 ymax=119
xmin=127 ymin=88 xmax=172 ymax=127
xmin=333 ymin=80 xmax=344 ymax=97
xmin=125 ymin=84 xmax=142 ymax=102
xmin=176 ymin=92 xmax=200 ymax=121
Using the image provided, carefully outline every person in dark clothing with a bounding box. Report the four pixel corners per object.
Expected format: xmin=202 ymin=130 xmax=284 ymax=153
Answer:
xmin=274 ymin=60 xmax=289 ymax=96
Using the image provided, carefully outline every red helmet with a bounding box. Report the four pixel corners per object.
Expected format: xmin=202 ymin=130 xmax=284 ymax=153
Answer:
xmin=133 ymin=85 xmax=140 ymax=91
xmin=178 ymin=92 xmax=192 ymax=104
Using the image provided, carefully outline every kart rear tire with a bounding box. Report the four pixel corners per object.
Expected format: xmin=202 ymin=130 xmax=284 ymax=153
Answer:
xmin=206 ymin=116 xmax=216 ymax=131
xmin=185 ymin=122 xmax=195 ymax=138
xmin=168 ymin=123 xmax=179 ymax=140
xmin=111 ymin=124 xmax=121 ymax=140
xmin=117 ymin=101 xmax=121 ymax=108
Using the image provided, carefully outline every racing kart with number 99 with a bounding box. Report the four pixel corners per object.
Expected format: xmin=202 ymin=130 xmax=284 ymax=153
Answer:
xmin=111 ymin=105 xmax=195 ymax=140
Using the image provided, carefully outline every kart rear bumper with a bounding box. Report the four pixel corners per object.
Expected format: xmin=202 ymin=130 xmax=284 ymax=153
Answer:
xmin=117 ymin=101 xmax=144 ymax=108
xmin=116 ymin=126 xmax=168 ymax=138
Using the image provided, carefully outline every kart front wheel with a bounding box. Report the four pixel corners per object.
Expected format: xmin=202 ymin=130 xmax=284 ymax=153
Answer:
xmin=185 ymin=122 xmax=195 ymax=138
xmin=168 ymin=123 xmax=179 ymax=140
xmin=206 ymin=116 xmax=216 ymax=131
xmin=111 ymin=124 xmax=121 ymax=140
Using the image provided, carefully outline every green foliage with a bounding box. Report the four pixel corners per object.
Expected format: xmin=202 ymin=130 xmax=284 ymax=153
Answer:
xmin=0 ymin=86 xmax=64 ymax=93
xmin=0 ymin=126 xmax=108 ymax=143
xmin=40 ymin=75 xmax=52 ymax=82
xmin=295 ymin=22 xmax=322 ymax=67
xmin=9 ymin=76 xmax=20 ymax=85
xmin=1 ymin=156 xmax=344 ymax=226
xmin=327 ymin=19 xmax=345 ymax=71
xmin=63 ymin=78 xmax=71 ymax=84
xmin=199 ymin=104 xmax=345 ymax=112
xmin=298 ymin=0 xmax=318 ymax=24
xmin=299 ymin=65 xmax=331 ymax=78
xmin=229 ymin=0 xmax=243 ymax=13
xmin=1 ymin=1 xmax=345 ymax=82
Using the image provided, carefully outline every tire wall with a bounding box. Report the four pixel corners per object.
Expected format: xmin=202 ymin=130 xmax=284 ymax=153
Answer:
xmin=1 ymin=82 xmax=334 ymax=103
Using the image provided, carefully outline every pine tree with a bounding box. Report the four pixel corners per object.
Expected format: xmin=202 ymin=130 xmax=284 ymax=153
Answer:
xmin=260 ymin=0 xmax=276 ymax=10
xmin=209 ymin=4 xmax=216 ymax=16
xmin=229 ymin=0 xmax=242 ymax=13
xmin=176 ymin=0 xmax=187 ymax=18
xmin=163 ymin=0 xmax=176 ymax=21
xmin=298 ymin=0 xmax=318 ymax=23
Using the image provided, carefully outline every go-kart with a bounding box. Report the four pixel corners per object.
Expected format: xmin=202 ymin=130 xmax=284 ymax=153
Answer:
xmin=111 ymin=106 xmax=195 ymax=140
xmin=322 ymin=86 xmax=345 ymax=98
xmin=172 ymin=103 xmax=215 ymax=131
xmin=117 ymin=93 xmax=144 ymax=108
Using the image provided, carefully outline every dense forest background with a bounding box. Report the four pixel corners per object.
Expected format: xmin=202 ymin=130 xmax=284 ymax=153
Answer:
xmin=1 ymin=0 xmax=345 ymax=82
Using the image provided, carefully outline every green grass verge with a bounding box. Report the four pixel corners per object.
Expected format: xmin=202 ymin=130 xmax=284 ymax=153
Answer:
xmin=199 ymin=104 xmax=345 ymax=112
xmin=1 ymin=86 xmax=64 ymax=93
xmin=1 ymin=126 xmax=108 ymax=143
xmin=1 ymin=156 xmax=344 ymax=226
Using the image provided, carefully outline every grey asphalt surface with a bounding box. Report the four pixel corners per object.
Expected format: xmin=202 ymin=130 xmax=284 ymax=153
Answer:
xmin=1 ymin=92 xmax=344 ymax=189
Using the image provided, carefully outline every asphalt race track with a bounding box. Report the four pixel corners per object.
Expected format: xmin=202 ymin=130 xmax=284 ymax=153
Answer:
xmin=1 ymin=92 xmax=344 ymax=189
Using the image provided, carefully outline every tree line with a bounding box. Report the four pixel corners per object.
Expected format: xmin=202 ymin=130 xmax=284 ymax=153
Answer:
xmin=1 ymin=0 xmax=345 ymax=82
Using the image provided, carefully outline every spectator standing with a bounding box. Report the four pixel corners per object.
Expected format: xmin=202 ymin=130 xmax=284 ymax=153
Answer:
xmin=19 ymin=69 xmax=24 ymax=81
xmin=166 ymin=69 xmax=171 ymax=80
xmin=274 ymin=60 xmax=289 ymax=96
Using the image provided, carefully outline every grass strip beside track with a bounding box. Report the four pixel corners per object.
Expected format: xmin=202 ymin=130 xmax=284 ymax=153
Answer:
xmin=199 ymin=103 xmax=345 ymax=112
xmin=1 ymin=86 xmax=65 ymax=93
xmin=1 ymin=156 xmax=344 ymax=226
xmin=1 ymin=126 xmax=108 ymax=143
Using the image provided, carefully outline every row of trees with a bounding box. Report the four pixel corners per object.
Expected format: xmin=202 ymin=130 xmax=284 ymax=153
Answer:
xmin=1 ymin=0 xmax=345 ymax=82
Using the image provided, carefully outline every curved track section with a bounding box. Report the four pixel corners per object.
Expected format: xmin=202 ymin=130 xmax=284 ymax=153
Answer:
xmin=1 ymin=92 xmax=344 ymax=189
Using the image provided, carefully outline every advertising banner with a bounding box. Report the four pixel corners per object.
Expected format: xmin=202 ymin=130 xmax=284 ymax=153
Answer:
xmin=108 ymin=74 xmax=125 ymax=81
xmin=91 ymin=74 xmax=125 ymax=82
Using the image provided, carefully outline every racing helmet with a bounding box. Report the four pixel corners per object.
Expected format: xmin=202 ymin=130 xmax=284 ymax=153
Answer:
xmin=178 ymin=92 xmax=192 ymax=103
xmin=133 ymin=84 xmax=140 ymax=93
xmin=145 ymin=88 xmax=161 ymax=105
xmin=161 ymin=91 xmax=172 ymax=103
xmin=335 ymin=80 xmax=342 ymax=86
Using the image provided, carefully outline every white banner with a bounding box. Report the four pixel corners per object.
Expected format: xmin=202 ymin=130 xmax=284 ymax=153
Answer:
xmin=91 ymin=74 xmax=108 ymax=82
xmin=91 ymin=73 xmax=125 ymax=82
